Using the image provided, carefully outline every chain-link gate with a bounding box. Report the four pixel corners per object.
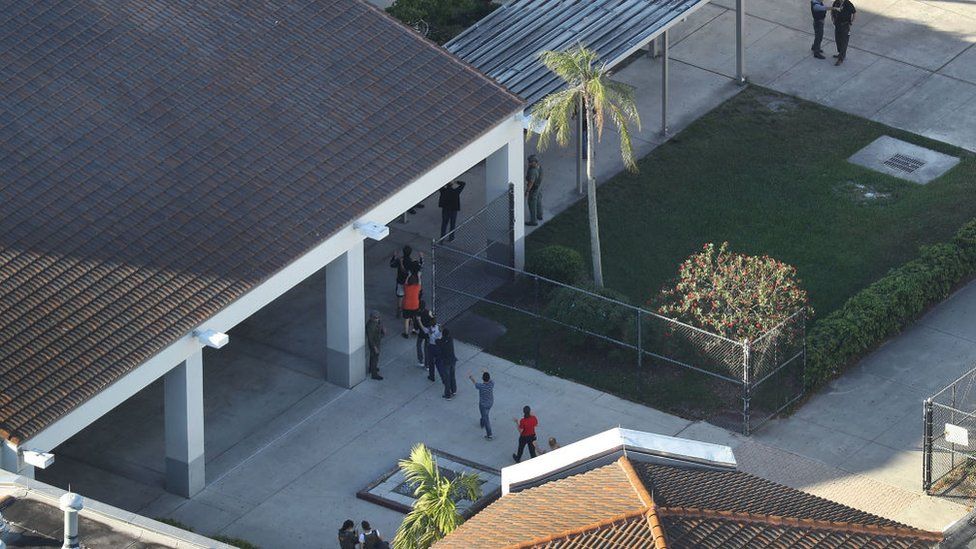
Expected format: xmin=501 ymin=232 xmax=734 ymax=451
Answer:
xmin=924 ymin=365 xmax=976 ymax=495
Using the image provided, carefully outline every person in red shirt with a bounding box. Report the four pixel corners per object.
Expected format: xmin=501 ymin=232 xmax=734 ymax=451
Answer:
xmin=512 ymin=406 xmax=539 ymax=463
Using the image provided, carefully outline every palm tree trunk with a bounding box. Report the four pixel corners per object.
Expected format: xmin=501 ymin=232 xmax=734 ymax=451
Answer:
xmin=585 ymin=107 xmax=604 ymax=287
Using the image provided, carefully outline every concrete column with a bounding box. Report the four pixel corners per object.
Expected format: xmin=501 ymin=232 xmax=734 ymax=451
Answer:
xmin=486 ymin=135 xmax=525 ymax=270
xmin=326 ymin=239 xmax=367 ymax=388
xmin=0 ymin=442 xmax=34 ymax=479
xmin=164 ymin=351 xmax=205 ymax=498
xmin=661 ymin=30 xmax=670 ymax=136
xmin=735 ymin=0 xmax=746 ymax=84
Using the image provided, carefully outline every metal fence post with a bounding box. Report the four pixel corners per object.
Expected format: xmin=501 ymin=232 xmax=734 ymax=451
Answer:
xmin=951 ymin=385 xmax=957 ymax=470
xmin=923 ymin=398 xmax=934 ymax=493
xmin=636 ymin=310 xmax=643 ymax=370
xmin=508 ymin=183 xmax=516 ymax=277
xmin=742 ymin=339 xmax=751 ymax=436
xmin=430 ymin=239 xmax=437 ymax=316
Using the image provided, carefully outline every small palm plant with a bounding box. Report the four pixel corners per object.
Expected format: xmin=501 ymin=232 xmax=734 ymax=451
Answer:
xmin=393 ymin=444 xmax=482 ymax=549
xmin=531 ymin=44 xmax=641 ymax=288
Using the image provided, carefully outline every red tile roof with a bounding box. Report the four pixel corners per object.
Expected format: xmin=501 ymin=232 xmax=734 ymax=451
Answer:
xmin=435 ymin=457 xmax=942 ymax=549
xmin=0 ymin=0 xmax=523 ymax=444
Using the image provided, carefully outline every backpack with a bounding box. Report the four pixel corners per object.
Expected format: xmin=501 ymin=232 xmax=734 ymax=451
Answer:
xmin=363 ymin=530 xmax=388 ymax=549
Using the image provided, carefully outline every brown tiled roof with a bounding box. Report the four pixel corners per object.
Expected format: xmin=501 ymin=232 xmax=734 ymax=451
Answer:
xmin=0 ymin=0 xmax=523 ymax=444
xmin=435 ymin=457 xmax=942 ymax=549
xmin=435 ymin=460 xmax=649 ymax=548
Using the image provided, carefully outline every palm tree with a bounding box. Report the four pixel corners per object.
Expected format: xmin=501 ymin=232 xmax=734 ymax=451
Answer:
xmin=531 ymin=45 xmax=641 ymax=288
xmin=393 ymin=443 xmax=482 ymax=549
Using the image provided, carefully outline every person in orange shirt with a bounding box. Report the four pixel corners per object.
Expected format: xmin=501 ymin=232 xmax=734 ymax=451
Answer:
xmin=512 ymin=405 xmax=539 ymax=463
xmin=401 ymin=274 xmax=421 ymax=338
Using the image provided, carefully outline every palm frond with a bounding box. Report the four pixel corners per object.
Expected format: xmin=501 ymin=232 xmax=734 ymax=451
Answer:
xmin=530 ymin=87 xmax=579 ymax=150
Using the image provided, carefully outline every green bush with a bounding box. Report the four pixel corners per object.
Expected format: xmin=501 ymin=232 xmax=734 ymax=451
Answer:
xmin=805 ymin=221 xmax=976 ymax=388
xmin=527 ymin=245 xmax=585 ymax=285
xmin=386 ymin=0 xmax=497 ymax=44
xmin=545 ymin=282 xmax=633 ymax=346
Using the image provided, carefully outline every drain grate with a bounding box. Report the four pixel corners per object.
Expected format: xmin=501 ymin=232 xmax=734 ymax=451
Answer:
xmin=883 ymin=153 xmax=926 ymax=174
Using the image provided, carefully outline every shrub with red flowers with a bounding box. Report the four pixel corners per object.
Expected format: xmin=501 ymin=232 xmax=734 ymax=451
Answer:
xmin=655 ymin=242 xmax=810 ymax=343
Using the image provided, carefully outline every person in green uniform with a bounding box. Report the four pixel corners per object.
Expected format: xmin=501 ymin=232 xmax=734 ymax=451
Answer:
xmin=366 ymin=310 xmax=385 ymax=380
xmin=525 ymin=154 xmax=543 ymax=226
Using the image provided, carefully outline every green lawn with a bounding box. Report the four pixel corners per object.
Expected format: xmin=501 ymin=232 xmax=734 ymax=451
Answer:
xmin=479 ymin=87 xmax=976 ymax=425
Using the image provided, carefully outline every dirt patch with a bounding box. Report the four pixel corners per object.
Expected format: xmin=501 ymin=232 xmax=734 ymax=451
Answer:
xmin=756 ymin=94 xmax=798 ymax=113
xmin=834 ymin=180 xmax=894 ymax=204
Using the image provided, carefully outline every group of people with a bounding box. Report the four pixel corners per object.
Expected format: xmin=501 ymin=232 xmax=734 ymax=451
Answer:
xmin=811 ymin=0 xmax=857 ymax=65
xmin=338 ymin=519 xmax=387 ymax=549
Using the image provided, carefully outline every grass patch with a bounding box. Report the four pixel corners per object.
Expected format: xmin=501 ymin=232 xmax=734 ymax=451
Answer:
xmin=479 ymin=87 xmax=976 ymax=423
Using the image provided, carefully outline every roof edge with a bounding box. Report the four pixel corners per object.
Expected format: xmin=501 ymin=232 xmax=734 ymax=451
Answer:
xmin=660 ymin=506 xmax=944 ymax=542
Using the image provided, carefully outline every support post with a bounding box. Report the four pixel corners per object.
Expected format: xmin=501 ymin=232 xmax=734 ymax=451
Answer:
xmin=742 ymin=340 xmax=751 ymax=436
xmin=735 ymin=0 xmax=746 ymax=84
xmin=661 ymin=30 xmax=670 ymax=136
xmin=326 ymin=239 xmax=367 ymax=388
xmin=164 ymin=351 xmax=205 ymax=498
xmin=0 ymin=441 xmax=34 ymax=479
xmin=923 ymin=398 xmax=934 ymax=493
xmin=650 ymin=36 xmax=660 ymax=59
xmin=486 ymin=132 xmax=525 ymax=270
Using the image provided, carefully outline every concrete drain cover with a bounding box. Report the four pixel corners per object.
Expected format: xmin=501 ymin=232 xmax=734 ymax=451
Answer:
xmin=848 ymin=136 xmax=959 ymax=184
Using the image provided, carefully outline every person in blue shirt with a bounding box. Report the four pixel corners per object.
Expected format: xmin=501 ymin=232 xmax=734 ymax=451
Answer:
xmin=810 ymin=0 xmax=828 ymax=59
xmin=469 ymin=370 xmax=495 ymax=439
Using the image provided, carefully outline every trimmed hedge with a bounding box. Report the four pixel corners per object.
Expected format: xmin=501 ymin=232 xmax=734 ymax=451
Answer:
xmin=545 ymin=282 xmax=633 ymax=346
xmin=805 ymin=219 xmax=976 ymax=388
xmin=527 ymin=245 xmax=585 ymax=285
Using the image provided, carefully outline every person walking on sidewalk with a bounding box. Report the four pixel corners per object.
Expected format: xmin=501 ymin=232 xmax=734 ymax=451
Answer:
xmin=469 ymin=370 xmax=494 ymax=439
xmin=437 ymin=328 xmax=458 ymax=398
xmin=390 ymin=246 xmax=423 ymax=318
xmin=338 ymin=519 xmax=359 ymax=549
xmin=831 ymin=0 xmax=856 ymax=65
xmin=438 ymin=181 xmax=466 ymax=240
xmin=401 ymin=274 xmax=422 ymax=338
xmin=416 ymin=303 xmax=436 ymax=373
xmin=810 ymin=0 xmax=828 ymax=59
xmin=512 ymin=405 xmax=539 ymax=462
xmin=366 ymin=311 xmax=385 ymax=380
xmin=525 ymin=155 xmax=544 ymax=226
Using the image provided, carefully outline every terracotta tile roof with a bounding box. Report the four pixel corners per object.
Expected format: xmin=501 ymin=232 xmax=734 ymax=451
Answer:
xmin=435 ymin=457 xmax=942 ymax=549
xmin=435 ymin=460 xmax=649 ymax=548
xmin=0 ymin=0 xmax=523 ymax=443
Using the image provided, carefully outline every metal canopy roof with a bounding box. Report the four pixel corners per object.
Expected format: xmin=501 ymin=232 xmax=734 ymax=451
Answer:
xmin=447 ymin=0 xmax=710 ymax=108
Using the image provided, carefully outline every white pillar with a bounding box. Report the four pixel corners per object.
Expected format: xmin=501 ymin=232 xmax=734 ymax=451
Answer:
xmin=485 ymin=128 xmax=525 ymax=270
xmin=164 ymin=351 xmax=205 ymax=498
xmin=326 ymin=239 xmax=367 ymax=388
xmin=735 ymin=0 xmax=746 ymax=84
xmin=0 ymin=441 xmax=34 ymax=479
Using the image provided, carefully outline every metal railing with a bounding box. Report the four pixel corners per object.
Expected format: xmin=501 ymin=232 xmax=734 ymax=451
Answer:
xmin=924 ymin=365 xmax=976 ymax=495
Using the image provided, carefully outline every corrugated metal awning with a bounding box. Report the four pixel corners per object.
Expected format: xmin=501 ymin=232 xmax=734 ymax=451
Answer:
xmin=446 ymin=0 xmax=710 ymax=109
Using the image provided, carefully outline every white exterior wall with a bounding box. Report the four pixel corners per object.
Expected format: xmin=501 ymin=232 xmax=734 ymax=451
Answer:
xmin=21 ymin=112 xmax=526 ymax=456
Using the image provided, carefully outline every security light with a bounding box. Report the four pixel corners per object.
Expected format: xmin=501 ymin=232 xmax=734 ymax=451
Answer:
xmin=354 ymin=221 xmax=389 ymax=241
xmin=22 ymin=450 xmax=55 ymax=469
xmin=194 ymin=329 xmax=229 ymax=349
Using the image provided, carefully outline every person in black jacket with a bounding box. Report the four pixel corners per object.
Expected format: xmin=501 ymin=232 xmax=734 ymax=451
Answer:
xmin=437 ymin=328 xmax=458 ymax=399
xmin=438 ymin=181 xmax=466 ymax=240
xmin=831 ymin=0 xmax=856 ymax=65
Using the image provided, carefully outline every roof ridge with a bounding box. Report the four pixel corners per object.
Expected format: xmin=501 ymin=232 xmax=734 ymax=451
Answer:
xmin=355 ymin=0 xmax=526 ymax=106
xmin=504 ymin=508 xmax=654 ymax=549
xmin=616 ymin=456 xmax=654 ymax=508
xmin=659 ymin=506 xmax=943 ymax=542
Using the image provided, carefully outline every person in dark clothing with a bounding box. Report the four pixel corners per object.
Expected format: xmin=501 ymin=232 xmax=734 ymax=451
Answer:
xmin=831 ymin=0 xmax=856 ymax=65
xmin=415 ymin=303 xmax=436 ymax=375
xmin=359 ymin=521 xmax=385 ymax=549
xmin=366 ymin=311 xmax=385 ymax=380
xmin=438 ymin=181 xmax=466 ymax=240
xmin=512 ymin=405 xmax=539 ymax=463
xmin=525 ymin=155 xmax=543 ymax=226
xmin=810 ymin=0 xmax=828 ymax=58
xmin=389 ymin=246 xmax=423 ymax=317
xmin=436 ymin=328 xmax=458 ymax=399
xmin=338 ymin=519 xmax=359 ymax=549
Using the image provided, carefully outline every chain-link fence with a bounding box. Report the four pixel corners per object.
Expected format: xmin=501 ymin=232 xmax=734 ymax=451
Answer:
xmin=924 ymin=366 xmax=976 ymax=495
xmin=431 ymin=194 xmax=806 ymax=434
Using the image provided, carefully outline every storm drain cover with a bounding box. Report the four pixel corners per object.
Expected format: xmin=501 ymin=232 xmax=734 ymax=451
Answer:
xmin=848 ymin=136 xmax=959 ymax=184
xmin=883 ymin=153 xmax=926 ymax=174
